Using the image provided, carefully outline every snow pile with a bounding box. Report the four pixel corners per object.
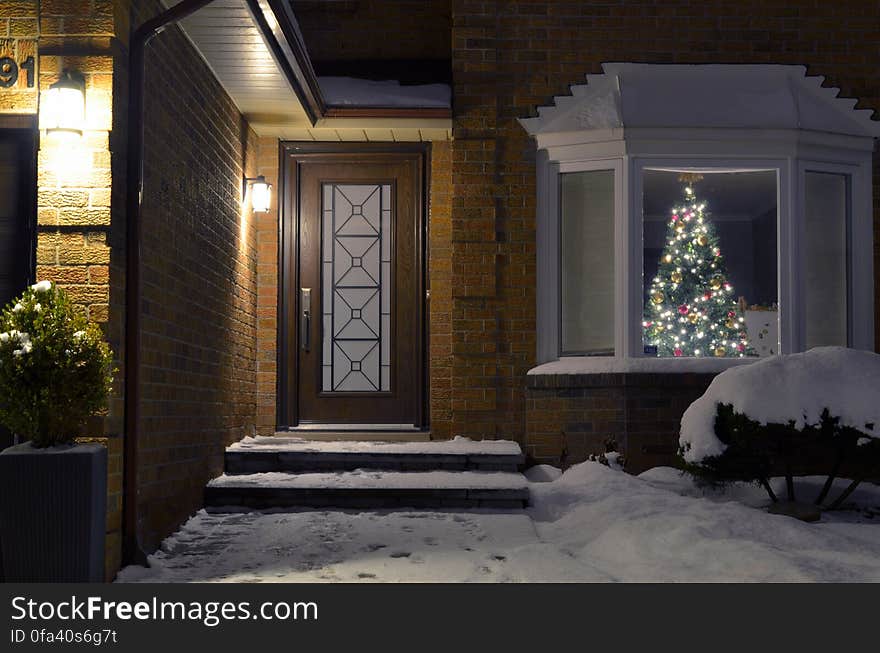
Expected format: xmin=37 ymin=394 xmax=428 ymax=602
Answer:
xmin=680 ymin=347 xmax=880 ymax=463
xmin=523 ymin=465 xmax=562 ymax=483
xmin=525 ymin=462 xmax=880 ymax=582
xmin=319 ymin=77 xmax=451 ymax=108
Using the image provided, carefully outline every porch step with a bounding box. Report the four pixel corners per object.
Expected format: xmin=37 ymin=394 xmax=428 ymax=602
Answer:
xmin=204 ymin=470 xmax=529 ymax=510
xmin=225 ymin=436 xmax=525 ymax=474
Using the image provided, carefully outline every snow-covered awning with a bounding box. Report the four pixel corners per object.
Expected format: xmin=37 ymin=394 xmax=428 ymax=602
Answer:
xmin=520 ymin=63 xmax=880 ymax=142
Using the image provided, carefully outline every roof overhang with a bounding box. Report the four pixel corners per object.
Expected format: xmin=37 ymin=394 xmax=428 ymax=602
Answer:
xmin=160 ymin=0 xmax=452 ymax=141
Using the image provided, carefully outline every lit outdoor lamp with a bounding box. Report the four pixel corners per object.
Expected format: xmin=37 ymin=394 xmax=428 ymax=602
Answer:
xmin=245 ymin=175 xmax=272 ymax=213
xmin=41 ymin=71 xmax=86 ymax=139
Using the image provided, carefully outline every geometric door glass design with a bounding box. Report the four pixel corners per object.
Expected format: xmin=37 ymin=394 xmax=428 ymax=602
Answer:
xmin=321 ymin=183 xmax=392 ymax=391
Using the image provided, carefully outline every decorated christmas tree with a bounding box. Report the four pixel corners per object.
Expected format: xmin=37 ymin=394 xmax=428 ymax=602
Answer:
xmin=643 ymin=178 xmax=750 ymax=358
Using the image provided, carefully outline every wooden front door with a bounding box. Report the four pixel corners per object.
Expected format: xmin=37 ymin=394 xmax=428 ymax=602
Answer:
xmin=282 ymin=146 xmax=426 ymax=428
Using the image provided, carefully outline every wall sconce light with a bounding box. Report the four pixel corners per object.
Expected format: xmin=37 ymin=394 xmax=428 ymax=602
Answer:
xmin=41 ymin=71 xmax=86 ymax=139
xmin=245 ymin=175 xmax=272 ymax=213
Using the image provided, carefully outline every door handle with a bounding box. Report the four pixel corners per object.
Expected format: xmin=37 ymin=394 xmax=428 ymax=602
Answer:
xmin=301 ymin=287 xmax=311 ymax=352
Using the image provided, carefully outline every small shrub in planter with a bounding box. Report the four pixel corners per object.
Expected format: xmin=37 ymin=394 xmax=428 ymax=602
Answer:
xmin=678 ymin=347 xmax=880 ymax=512
xmin=0 ymin=281 xmax=115 ymax=581
xmin=0 ymin=281 xmax=114 ymax=446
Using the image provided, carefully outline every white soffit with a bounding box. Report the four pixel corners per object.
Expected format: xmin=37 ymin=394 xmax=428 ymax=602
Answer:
xmin=159 ymin=1 xmax=452 ymax=141
xmin=160 ymin=0 xmax=310 ymax=135
xmin=520 ymin=63 xmax=880 ymax=141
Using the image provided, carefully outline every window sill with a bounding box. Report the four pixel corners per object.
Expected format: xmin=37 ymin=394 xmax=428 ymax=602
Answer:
xmin=527 ymin=356 xmax=758 ymax=376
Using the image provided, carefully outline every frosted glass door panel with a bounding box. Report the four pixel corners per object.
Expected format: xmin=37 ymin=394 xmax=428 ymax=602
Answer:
xmin=321 ymin=183 xmax=392 ymax=392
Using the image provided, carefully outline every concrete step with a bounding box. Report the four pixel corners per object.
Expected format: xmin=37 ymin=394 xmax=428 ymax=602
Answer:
xmin=205 ymin=470 xmax=529 ymax=510
xmin=224 ymin=437 xmax=525 ymax=474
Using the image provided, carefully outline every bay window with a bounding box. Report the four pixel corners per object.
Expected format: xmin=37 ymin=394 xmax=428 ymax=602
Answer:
xmin=522 ymin=63 xmax=878 ymax=368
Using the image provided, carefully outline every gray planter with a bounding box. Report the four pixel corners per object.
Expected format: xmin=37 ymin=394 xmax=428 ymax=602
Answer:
xmin=0 ymin=442 xmax=106 ymax=582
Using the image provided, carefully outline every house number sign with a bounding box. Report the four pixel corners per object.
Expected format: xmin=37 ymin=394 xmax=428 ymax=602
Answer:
xmin=0 ymin=56 xmax=35 ymax=88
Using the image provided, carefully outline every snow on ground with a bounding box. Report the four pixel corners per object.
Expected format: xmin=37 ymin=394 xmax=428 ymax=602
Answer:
xmin=118 ymin=461 xmax=880 ymax=583
xmin=680 ymin=347 xmax=880 ymax=462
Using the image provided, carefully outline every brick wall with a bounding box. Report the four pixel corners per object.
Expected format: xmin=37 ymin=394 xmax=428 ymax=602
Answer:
xmin=449 ymin=0 xmax=880 ymax=457
xmin=526 ymin=373 xmax=716 ymax=474
xmin=255 ymin=137 xmax=278 ymax=436
xmin=293 ymin=0 xmax=451 ymax=63
xmin=135 ymin=0 xmax=258 ymax=552
xmin=1 ymin=0 xmax=127 ymax=580
xmin=429 ymin=141 xmax=453 ymax=439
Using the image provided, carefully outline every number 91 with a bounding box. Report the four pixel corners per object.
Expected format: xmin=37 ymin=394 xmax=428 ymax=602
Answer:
xmin=0 ymin=56 xmax=35 ymax=89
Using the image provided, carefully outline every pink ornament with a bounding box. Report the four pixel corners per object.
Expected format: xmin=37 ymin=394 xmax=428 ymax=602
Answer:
xmin=678 ymin=304 xmax=688 ymax=315
xmin=737 ymin=343 xmax=745 ymax=352
xmin=671 ymin=214 xmax=678 ymax=221
xmin=674 ymin=348 xmax=683 ymax=357
xmin=727 ymin=311 xmax=735 ymax=317
xmin=704 ymin=292 xmax=712 ymax=300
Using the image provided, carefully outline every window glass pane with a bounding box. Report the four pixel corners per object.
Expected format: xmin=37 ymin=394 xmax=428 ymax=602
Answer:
xmin=805 ymin=171 xmax=848 ymax=348
xmin=560 ymin=169 xmax=615 ymax=355
xmin=642 ymin=169 xmax=777 ymax=358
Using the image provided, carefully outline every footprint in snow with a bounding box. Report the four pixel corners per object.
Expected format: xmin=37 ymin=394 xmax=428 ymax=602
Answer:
xmin=364 ymin=543 xmax=387 ymax=552
xmin=423 ymin=537 xmax=438 ymax=546
xmin=389 ymin=551 xmax=411 ymax=558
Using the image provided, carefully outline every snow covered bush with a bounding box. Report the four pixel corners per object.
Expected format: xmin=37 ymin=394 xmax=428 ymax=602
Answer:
xmin=0 ymin=281 xmax=114 ymax=447
xmin=678 ymin=347 xmax=880 ymax=508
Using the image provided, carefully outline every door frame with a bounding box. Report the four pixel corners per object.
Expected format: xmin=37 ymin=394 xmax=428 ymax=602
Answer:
xmin=277 ymin=141 xmax=430 ymax=430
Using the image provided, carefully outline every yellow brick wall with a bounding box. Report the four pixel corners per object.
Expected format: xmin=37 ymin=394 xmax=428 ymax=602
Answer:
xmin=255 ymin=137 xmax=279 ymax=436
xmin=0 ymin=0 xmax=126 ymax=581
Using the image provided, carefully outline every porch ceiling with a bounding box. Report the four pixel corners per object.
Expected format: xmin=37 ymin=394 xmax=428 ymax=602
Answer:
xmin=159 ymin=0 xmax=452 ymax=141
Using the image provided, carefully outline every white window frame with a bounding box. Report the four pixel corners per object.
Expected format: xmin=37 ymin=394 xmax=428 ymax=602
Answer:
xmin=534 ymin=134 xmax=874 ymax=369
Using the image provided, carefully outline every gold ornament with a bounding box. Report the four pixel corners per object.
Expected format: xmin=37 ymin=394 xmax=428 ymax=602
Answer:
xmin=651 ymin=291 xmax=664 ymax=305
xmin=709 ymin=276 xmax=723 ymax=290
xmin=674 ymin=223 xmax=685 ymax=234
xmin=697 ymin=235 xmax=708 ymax=246
xmin=655 ymin=324 xmax=665 ymax=333
xmin=670 ymin=271 xmax=682 ymax=283
xmin=687 ymin=312 xmax=699 ymax=324
xmin=714 ymin=346 xmax=726 ymax=357
xmin=725 ymin=318 xmax=736 ymax=328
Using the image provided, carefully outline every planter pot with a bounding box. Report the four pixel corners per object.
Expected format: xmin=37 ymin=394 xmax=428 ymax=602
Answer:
xmin=0 ymin=442 xmax=106 ymax=582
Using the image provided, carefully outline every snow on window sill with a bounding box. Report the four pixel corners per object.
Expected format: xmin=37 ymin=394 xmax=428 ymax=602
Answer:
xmin=527 ymin=356 xmax=759 ymax=376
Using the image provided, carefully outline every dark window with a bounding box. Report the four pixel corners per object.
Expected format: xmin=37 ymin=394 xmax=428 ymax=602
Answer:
xmin=0 ymin=126 xmax=37 ymax=449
